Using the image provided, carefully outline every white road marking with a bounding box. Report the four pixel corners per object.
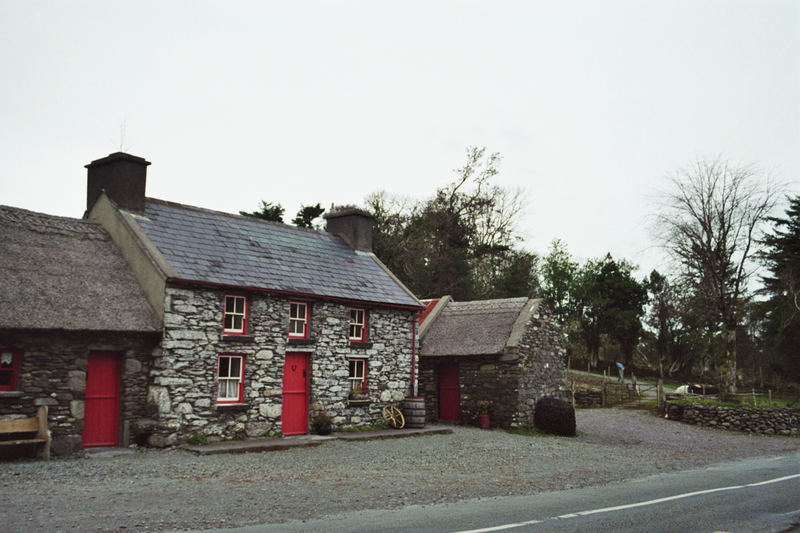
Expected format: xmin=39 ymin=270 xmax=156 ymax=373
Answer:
xmin=452 ymin=473 xmax=800 ymax=533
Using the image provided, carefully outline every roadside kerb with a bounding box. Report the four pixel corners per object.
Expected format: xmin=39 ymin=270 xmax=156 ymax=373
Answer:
xmin=182 ymin=426 xmax=454 ymax=455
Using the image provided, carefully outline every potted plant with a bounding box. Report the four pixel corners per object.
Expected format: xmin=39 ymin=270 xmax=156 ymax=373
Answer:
xmin=348 ymin=383 xmax=370 ymax=405
xmin=311 ymin=410 xmax=333 ymax=435
xmin=476 ymin=400 xmax=493 ymax=429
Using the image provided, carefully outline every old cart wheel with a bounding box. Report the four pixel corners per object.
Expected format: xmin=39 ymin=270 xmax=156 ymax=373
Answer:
xmin=382 ymin=404 xmax=405 ymax=429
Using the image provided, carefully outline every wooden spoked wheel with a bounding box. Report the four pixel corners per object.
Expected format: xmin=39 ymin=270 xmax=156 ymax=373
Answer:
xmin=382 ymin=404 xmax=405 ymax=429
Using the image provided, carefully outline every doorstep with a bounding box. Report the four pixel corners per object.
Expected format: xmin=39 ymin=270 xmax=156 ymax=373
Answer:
xmin=182 ymin=425 xmax=453 ymax=456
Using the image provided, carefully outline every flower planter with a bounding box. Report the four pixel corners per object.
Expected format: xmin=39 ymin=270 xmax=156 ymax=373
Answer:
xmin=478 ymin=413 xmax=491 ymax=429
xmin=313 ymin=424 xmax=332 ymax=436
xmin=348 ymin=393 xmax=370 ymax=406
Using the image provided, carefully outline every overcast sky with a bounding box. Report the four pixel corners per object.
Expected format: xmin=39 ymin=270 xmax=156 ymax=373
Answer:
xmin=1 ymin=1 xmax=798 ymax=278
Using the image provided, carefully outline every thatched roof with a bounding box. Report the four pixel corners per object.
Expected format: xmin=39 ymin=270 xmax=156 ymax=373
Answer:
xmin=127 ymin=199 xmax=421 ymax=308
xmin=0 ymin=205 xmax=160 ymax=332
xmin=419 ymin=297 xmax=543 ymax=357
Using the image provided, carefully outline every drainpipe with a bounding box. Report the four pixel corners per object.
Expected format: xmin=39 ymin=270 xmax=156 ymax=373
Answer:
xmin=411 ymin=311 xmax=419 ymax=397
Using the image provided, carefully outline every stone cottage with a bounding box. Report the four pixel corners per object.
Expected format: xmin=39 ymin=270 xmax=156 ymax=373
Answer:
xmin=0 ymin=206 xmax=161 ymax=455
xmin=418 ymin=296 xmax=568 ymax=428
xmin=84 ymin=152 xmax=422 ymax=446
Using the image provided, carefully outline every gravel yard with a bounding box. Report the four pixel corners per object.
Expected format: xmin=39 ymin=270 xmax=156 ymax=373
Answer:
xmin=3 ymin=408 xmax=799 ymax=532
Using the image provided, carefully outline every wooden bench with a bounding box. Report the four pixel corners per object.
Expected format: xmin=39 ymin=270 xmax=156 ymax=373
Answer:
xmin=0 ymin=406 xmax=51 ymax=460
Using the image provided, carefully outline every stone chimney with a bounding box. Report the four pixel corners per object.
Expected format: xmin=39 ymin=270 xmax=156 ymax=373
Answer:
xmin=86 ymin=152 xmax=151 ymax=213
xmin=324 ymin=207 xmax=374 ymax=253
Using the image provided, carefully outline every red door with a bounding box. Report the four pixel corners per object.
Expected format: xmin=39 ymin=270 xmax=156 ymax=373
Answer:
xmin=83 ymin=352 xmax=121 ymax=447
xmin=282 ymin=353 xmax=309 ymax=435
xmin=439 ymin=362 xmax=461 ymax=421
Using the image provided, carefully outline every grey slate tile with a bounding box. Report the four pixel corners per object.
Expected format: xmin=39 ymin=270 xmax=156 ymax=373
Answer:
xmin=133 ymin=199 xmax=420 ymax=307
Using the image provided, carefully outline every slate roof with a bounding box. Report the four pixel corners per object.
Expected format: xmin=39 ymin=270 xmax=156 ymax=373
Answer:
xmin=127 ymin=199 xmax=421 ymax=308
xmin=0 ymin=206 xmax=161 ymax=332
xmin=419 ymin=297 xmax=535 ymax=356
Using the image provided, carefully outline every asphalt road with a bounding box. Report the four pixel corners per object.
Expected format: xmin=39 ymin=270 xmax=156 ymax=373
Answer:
xmin=195 ymin=451 xmax=800 ymax=533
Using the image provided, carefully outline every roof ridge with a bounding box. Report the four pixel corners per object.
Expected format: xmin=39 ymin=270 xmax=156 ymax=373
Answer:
xmin=0 ymin=204 xmax=105 ymax=238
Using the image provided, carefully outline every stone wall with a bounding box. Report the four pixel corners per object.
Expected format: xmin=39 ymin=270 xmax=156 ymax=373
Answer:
xmin=419 ymin=304 xmax=568 ymax=428
xmin=0 ymin=330 xmax=157 ymax=455
xmin=664 ymin=401 xmax=800 ymax=436
xmin=513 ymin=305 xmax=569 ymax=426
xmin=147 ymin=286 xmax=416 ymax=445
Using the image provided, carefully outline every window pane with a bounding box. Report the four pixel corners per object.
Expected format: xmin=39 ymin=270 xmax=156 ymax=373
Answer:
xmin=218 ymin=380 xmax=230 ymax=399
xmin=235 ymin=298 xmax=244 ymax=313
xmin=0 ymin=371 xmax=10 ymax=386
xmin=225 ymin=297 xmax=235 ymax=313
xmin=230 ymin=357 xmax=241 ymax=377
xmin=219 ymin=357 xmax=229 ymax=377
xmin=1 ymin=352 xmax=13 ymax=367
xmin=224 ymin=314 xmax=233 ymax=330
xmin=233 ymin=316 xmax=243 ymax=330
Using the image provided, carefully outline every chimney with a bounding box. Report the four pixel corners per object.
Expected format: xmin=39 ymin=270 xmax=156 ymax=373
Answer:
xmin=324 ymin=207 xmax=374 ymax=253
xmin=86 ymin=152 xmax=151 ymax=213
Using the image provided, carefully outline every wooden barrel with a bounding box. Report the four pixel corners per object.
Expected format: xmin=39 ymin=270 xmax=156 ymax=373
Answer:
xmin=403 ymin=396 xmax=426 ymax=428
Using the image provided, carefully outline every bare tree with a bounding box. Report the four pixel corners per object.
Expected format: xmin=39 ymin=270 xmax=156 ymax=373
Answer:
xmin=655 ymin=157 xmax=779 ymax=393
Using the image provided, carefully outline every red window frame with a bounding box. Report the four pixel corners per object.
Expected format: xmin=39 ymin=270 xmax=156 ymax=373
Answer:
xmin=288 ymin=301 xmax=309 ymax=338
xmin=348 ymin=358 xmax=367 ymax=392
xmin=0 ymin=349 xmax=19 ymax=392
xmin=216 ymin=354 xmax=245 ymax=404
xmin=348 ymin=308 xmax=367 ymax=342
xmin=223 ymin=294 xmax=248 ymax=335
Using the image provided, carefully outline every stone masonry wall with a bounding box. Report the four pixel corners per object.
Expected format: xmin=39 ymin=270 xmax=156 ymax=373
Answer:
xmin=147 ymin=286 xmax=415 ymax=446
xmin=664 ymin=401 xmax=800 ymax=436
xmin=0 ymin=330 xmax=157 ymax=455
xmin=513 ymin=306 xmax=569 ymax=427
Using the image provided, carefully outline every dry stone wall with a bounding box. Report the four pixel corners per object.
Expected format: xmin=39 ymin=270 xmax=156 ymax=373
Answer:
xmin=146 ymin=286 xmax=415 ymax=446
xmin=513 ymin=306 xmax=569 ymax=426
xmin=0 ymin=330 xmax=156 ymax=455
xmin=664 ymin=401 xmax=800 ymax=436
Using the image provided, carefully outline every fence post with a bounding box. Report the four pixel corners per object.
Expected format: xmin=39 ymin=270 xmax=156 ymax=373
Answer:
xmin=601 ymin=371 xmax=607 ymax=407
xmin=657 ymin=379 xmax=664 ymax=409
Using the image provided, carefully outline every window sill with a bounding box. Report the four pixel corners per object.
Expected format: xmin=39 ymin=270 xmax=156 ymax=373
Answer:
xmin=221 ymin=334 xmax=255 ymax=343
xmin=347 ymin=399 xmax=371 ymax=407
xmin=287 ymin=337 xmax=316 ymax=346
xmin=349 ymin=341 xmax=373 ymax=349
xmin=0 ymin=391 xmax=23 ymax=398
xmin=215 ymin=403 xmax=250 ymax=412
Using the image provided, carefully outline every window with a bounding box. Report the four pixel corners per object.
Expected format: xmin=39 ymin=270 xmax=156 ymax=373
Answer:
xmin=223 ymin=295 xmax=247 ymax=334
xmin=216 ymin=354 xmax=244 ymax=403
xmin=348 ymin=358 xmax=367 ymax=392
xmin=348 ymin=308 xmax=367 ymax=342
xmin=0 ymin=350 xmax=18 ymax=391
xmin=288 ymin=301 xmax=309 ymax=338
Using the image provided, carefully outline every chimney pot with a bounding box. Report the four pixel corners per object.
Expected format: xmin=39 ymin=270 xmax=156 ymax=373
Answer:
xmin=86 ymin=152 xmax=150 ymax=213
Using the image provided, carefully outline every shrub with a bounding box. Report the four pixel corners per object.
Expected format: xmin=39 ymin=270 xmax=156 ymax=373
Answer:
xmin=187 ymin=434 xmax=208 ymax=445
xmin=533 ymin=397 xmax=576 ymax=437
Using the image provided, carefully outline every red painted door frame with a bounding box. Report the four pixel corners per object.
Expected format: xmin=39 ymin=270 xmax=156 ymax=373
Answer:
xmin=282 ymin=352 xmax=310 ymax=435
xmin=439 ymin=361 xmax=461 ymax=421
xmin=83 ymin=352 xmax=121 ymax=447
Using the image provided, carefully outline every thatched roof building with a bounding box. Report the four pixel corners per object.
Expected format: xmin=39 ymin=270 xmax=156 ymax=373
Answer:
xmin=0 ymin=205 xmax=160 ymax=332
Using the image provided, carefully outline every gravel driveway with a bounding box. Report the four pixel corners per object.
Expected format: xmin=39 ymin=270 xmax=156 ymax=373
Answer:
xmin=3 ymin=408 xmax=799 ymax=532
